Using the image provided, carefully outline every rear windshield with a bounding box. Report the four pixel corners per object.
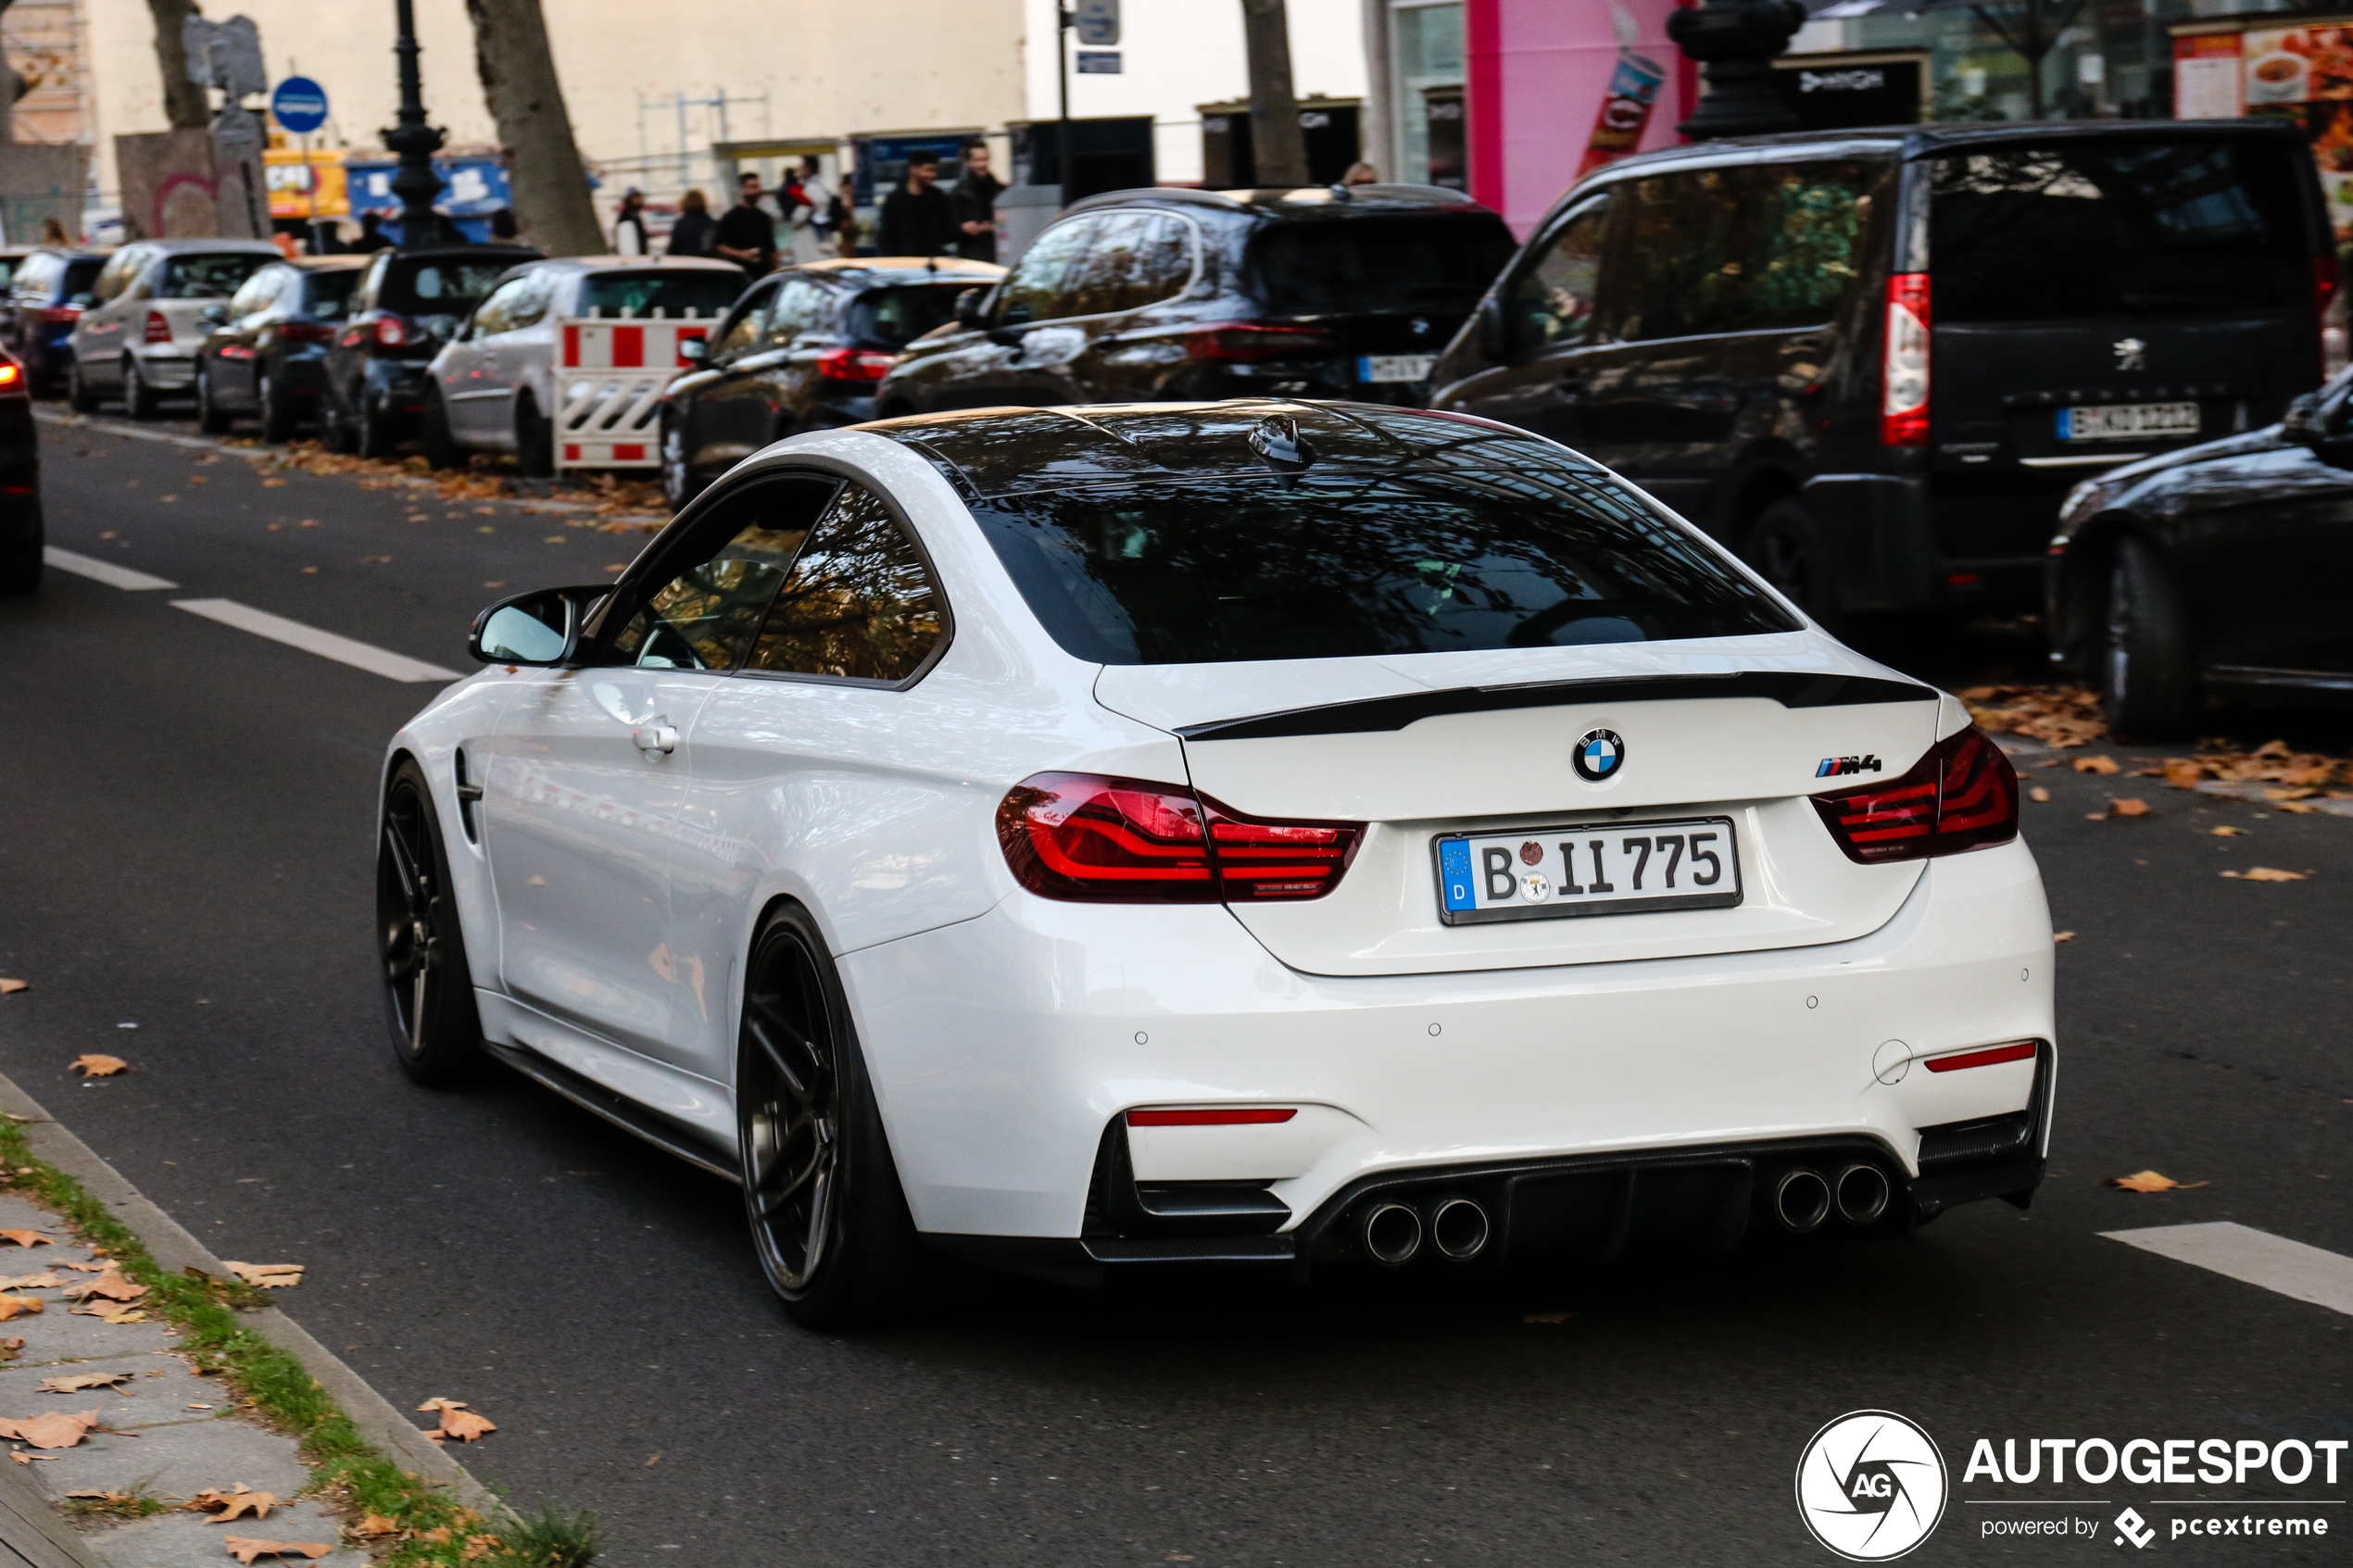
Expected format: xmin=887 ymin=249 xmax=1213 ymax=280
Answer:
xmin=1246 ymin=215 xmax=1519 ymax=315
xmin=579 ymin=270 xmax=744 ymax=318
xmin=62 ymin=259 xmax=102 ymax=299
xmin=970 ymin=470 xmax=1794 ymax=665
xmin=1930 ymin=138 xmax=2315 ymax=322
xmin=303 ymin=270 xmax=360 ymax=320
xmin=848 ymin=283 xmax=965 ymax=348
xmin=380 ymin=258 xmax=512 ymax=313
xmin=159 ymin=252 xmax=272 ymax=299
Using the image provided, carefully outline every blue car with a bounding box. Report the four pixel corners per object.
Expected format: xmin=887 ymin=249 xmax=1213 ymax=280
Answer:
xmin=1 ymin=247 xmax=108 ymax=395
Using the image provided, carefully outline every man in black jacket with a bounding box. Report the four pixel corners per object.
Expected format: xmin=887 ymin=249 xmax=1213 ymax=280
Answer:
xmin=876 ymin=152 xmax=959 ymax=258
xmin=714 ymin=172 xmax=777 ymax=279
xmin=950 ymin=141 xmax=1005 ymax=264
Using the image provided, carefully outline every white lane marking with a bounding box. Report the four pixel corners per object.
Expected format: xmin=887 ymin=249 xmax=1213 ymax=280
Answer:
xmin=42 ymin=546 xmax=180 ymax=591
xmin=2103 ymin=1222 xmax=2353 ymax=1316
xmin=170 ymin=598 xmax=464 ymax=684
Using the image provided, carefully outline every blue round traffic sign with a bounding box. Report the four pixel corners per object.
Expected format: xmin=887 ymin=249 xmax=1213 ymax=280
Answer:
xmin=271 ymin=77 xmax=329 ymax=134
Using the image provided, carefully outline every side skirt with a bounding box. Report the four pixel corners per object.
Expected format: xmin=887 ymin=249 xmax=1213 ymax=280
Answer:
xmin=481 ymin=1036 xmax=743 ymax=1185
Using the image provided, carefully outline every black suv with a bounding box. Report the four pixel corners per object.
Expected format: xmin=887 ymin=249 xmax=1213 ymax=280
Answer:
xmin=1430 ymin=121 xmax=2335 ymax=624
xmin=322 ymin=245 xmax=536 ymax=457
xmin=875 ymin=184 xmax=1516 ymax=416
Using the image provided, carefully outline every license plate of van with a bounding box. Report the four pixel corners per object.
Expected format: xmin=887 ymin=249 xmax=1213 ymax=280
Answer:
xmin=2057 ymin=401 xmax=2200 ymax=442
xmin=1433 ymin=819 xmax=1743 ymax=925
xmin=1359 ymin=354 xmax=1437 ymax=384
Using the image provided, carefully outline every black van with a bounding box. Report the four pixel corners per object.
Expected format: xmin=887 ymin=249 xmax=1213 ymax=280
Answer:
xmin=1429 ymin=121 xmax=2335 ymax=622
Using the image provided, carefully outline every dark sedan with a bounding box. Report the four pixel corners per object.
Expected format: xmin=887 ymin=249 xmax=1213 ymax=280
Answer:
xmin=0 ymin=248 xmax=107 ymax=394
xmin=321 ymin=245 xmax=536 ymax=458
xmin=2048 ymin=368 xmax=2353 ymax=738
xmin=194 ymin=256 xmax=364 ymax=440
xmin=659 ymin=256 xmax=1001 ymax=508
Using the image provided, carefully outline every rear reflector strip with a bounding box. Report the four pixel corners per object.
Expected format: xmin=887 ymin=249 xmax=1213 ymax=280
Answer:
xmin=1127 ymin=1109 xmax=1299 ymax=1127
xmin=1923 ymin=1041 xmax=2038 ymax=1073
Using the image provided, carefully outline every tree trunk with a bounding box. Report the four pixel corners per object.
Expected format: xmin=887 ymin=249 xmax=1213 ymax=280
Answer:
xmin=464 ymin=0 xmax=603 ymax=254
xmin=145 ymin=0 xmax=211 ymax=131
xmin=1239 ymin=0 xmax=1308 ymax=187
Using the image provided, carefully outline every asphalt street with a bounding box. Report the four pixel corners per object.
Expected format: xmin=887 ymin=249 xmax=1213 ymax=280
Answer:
xmin=0 ymin=405 xmax=2347 ymax=1566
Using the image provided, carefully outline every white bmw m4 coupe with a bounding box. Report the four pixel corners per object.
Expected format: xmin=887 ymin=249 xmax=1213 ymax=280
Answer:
xmin=378 ymin=401 xmax=2053 ymax=1327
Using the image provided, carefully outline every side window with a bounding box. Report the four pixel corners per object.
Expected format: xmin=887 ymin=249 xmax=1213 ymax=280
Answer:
xmin=469 ymin=279 xmax=526 ymax=338
xmin=742 ymin=484 xmax=946 ymax=684
xmin=92 ymin=248 xmax=140 ymax=302
xmin=766 ymin=279 xmax=827 ymax=344
xmin=1745 ymin=160 xmax=1880 ymax=331
xmin=995 ymin=217 xmax=1096 ymax=326
xmin=1065 ymin=212 xmax=1195 ymax=317
xmin=604 ymin=478 xmax=836 ymax=671
xmin=1615 ymin=169 xmax=1750 ymax=342
xmin=13 ymin=254 xmax=58 ymax=298
xmin=1509 ymin=195 xmax=1611 ymax=353
xmin=711 ymin=282 xmax=776 ymax=357
xmin=229 ymin=267 xmax=283 ymax=318
xmin=353 ymin=257 xmax=384 ymax=312
xmin=500 ymin=271 xmax=555 ymax=332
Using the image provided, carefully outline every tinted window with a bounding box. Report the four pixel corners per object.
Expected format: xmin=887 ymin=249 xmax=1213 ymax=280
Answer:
xmin=468 ymin=277 xmax=531 ymax=338
xmin=848 ymin=282 xmax=965 ymax=347
xmin=1930 ymin=138 xmax=2314 ymax=322
xmin=1066 ymin=212 xmax=1194 ymax=316
xmin=610 ymin=516 xmax=812 ymax=671
xmin=970 ymin=468 xmax=1793 ymax=665
xmin=159 ymin=252 xmax=272 ymax=298
xmin=380 ymin=258 xmax=511 ymax=314
xmin=996 ymin=217 xmax=1095 ymax=325
xmin=1246 ymin=215 xmax=1516 ymax=314
xmin=766 ymin=278 xmax=830 ymax=342
xmin=93 ymin=249 xmax=143 ymax=302
xmin=1509 ymin=196 xmax=1609 ymax=352
xmin=710 ymin=281 xmax=774 ymax=356
xmin=1614 ymin=161 xmax=1881 ymax=341
xmin=62 ymin=259 xmax=101 ymax=299
xmin=743 ymin=485 xmax=945 ymax=683
xmin=229 ymin=266 xmax=286 ymax=317
xmin=579 ymin=270 xmax=744 ymax=318
xmin=302 ymin=270 xmax=360 ymax=320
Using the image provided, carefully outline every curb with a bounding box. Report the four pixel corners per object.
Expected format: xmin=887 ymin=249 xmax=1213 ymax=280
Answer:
xmin=0 ymin=1066 xmax=498 ymax=1514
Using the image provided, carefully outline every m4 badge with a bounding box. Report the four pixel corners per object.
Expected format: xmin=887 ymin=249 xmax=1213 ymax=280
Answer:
xmin=1817 ymin=754 xmax=1882 ymax=778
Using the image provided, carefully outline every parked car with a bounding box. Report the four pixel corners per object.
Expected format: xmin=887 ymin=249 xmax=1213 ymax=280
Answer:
xmin=192 ymin=256 xmax=366 ymax=441
xmin=0 ymin=345 xmax=38 ymax=593
xmin=659 ymin=256 xmax=1001 ymax=507
xmin=0 ymin=247 xmax=32 ymax=295
xmin=2046 ymin=364 xmax=2353 ymax=737
xmin=1430 ymin=120 xmax=2335 ymax=627
xmin=67 ymin=239 xmax=281 ymax=417
xmin=382 ymin=400 xmax=2048 ymax=1327
xmin=320 ymin=245 xmax=538 ymax=458
xmin=2 ymin=247 xmax=109 ymax=394
xmin=422 ymin=255 xmax=744 ymax=477
xmin=873 ymin=185 xmax=1517 ymax=420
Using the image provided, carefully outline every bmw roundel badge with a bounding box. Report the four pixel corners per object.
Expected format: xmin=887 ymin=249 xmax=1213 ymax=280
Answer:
xmin=1573 ymin=728 xmax=1625 ymax=783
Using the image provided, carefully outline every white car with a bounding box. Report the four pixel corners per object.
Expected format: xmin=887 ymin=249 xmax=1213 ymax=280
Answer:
xmin=66 ymin=238 xmax=281 ymax=418
xmin=380 ymin=401 xmax=2053 ymax=1327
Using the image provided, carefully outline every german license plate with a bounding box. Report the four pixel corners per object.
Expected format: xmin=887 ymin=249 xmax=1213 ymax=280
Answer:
xmin=1359 ymin=353 xmax=1437 ymax=384
xmin=2057 ymin=401 xmax=2199 ymax=442
xmin=1433 ymin=818 xmax=1743 ymax=925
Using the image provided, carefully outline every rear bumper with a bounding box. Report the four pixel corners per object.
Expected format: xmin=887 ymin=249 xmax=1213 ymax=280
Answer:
xmin=844 ymin=836 xmax=2055 ymax=1256
xmin=1801 ymin=472 xmax=2060 ymax=613
xmin=130 ymin=345 xmax=197 ymax=389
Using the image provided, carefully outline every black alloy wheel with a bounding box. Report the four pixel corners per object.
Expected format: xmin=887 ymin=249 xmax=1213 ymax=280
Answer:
xmin=376 ymin=759 xmax=484 ymax=1085
xmin=356 ymin=391 xmax=400 ymax=460
xmin=195 ymin=365 xmax=231 ymax=433
xmin=121 ymin=357 xmax=160 ymax=420
xmin=258 ymin=371 xmax=296 ymax=445
xmin=736 ymin=903 xmax=927 ymax=1329
xmin=515 ymin=395 xmax=555 ymax=479
xmin=421 ymin=389 xmax=460 ymax=470
xmin=1747 ymin=499 xmax=1844 ymax=633
xmin=2099 ymin=533 xmax=2201 ymax=740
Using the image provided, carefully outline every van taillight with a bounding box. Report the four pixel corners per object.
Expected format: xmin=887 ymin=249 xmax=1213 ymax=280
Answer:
xmin=1811 ymin=725 xmax=2018 ymax=864
xmin=997 ymin=771 xmax=1361 ymax=902
xmin=144 ymin=310 xmax=172 ymax=345
xmin=1881 ymin=272 xmax=1930 ymax=446
xmin=2317 ymin=255 xmax=2342 ymax=322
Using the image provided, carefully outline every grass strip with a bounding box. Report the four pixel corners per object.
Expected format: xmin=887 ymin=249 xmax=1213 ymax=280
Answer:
xmin=0 ymin=1118 xmax=597 ymax=1566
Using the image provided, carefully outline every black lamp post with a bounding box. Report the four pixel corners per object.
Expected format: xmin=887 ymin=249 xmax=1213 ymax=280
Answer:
xmin=1667 ymin=0 xmax=1808 ymax=140
xmin=385 ymin=0 xmax=445 ymax=243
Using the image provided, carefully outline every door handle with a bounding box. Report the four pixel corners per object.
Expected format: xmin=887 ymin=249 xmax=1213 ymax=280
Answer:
xmin=633 ymin=721 xmax=678 ymax=757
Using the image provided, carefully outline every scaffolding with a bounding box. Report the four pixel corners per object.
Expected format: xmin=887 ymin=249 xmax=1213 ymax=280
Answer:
xmin=2 ymin=0 xmax=92 ymax=148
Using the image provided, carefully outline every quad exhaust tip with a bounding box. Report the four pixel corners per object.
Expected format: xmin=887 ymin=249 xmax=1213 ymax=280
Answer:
xmin=1773 ymin=1168 xmax=1832 ymax=1233
xmin=1835 ymin=1162 xmax=1891 ymax=1226
xmin=1359 ymin=1200 xmax=1423 ymax=1265
xmin=1427 ymin=1194 xmax=1491 ymax=1262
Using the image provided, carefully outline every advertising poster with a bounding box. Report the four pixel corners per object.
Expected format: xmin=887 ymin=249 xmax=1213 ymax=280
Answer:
xmin=2175 ymin=16 xmax=2353 ymax=240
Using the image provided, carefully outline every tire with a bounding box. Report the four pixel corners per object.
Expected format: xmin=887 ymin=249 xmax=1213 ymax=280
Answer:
xmin=0 ymin=495 xmax=41 ymax=596
xmin=515 ymin=395 xmax=554 ymax=478
xmin=1746 ymin=498 xmax=1846 ymax=634
xmin=258 ymin=371 xmax=296 ymax=445
xmin=122 ymin=358 xmax=159 ymax=420
xmin=421 ymin=389 xmax=460 ymax=470
xmin=195 ymin=365 xmax=231 ymax=434
xmin=65 ymin=359 xmax=96 ymax=414
xmin=320 ymin=385 xmax=357 ymax=454
xmin=737 ymin=902 xmax=928 ymax=1330
xmin=660 ymin=413 xmax=699 ymax=510
xmin=2098 ymin=533 xmax=2202 ymax=741
xmin=377 ymin=758 xmax=485 ymax=1086
xmin=356 ymin=392 xmax=399 ymax=460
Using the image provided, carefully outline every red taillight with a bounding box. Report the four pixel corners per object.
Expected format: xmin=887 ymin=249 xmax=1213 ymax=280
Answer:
xmin=1924 ymin=1040 xmax=2038 ymax=1073
xmin=1881 ymin=272 xmax=1930 ymax=446
xmin=1185 ymin=321 xmax=1337 ymax=362
xmin=374 ymin=315 xmax=410 ymax=348
xmin=815 ymin=345 xmax=898 ymax=383
xmin=0 ymin=363 xmax=19 ymax=389
xmin=2316 ymin=255 xmax=2342 ymax=321
xmin=143 ymin=310 xmax=172 ymax=345
xmin=281 ymin=320 xmax=334 ymax=344
xmin=38 ymin=306 xmax=80 ymax=325
xmin=996 ymin=771 xmax=1362 ymax=903
xmin=1812 ymin=724 xmax=2018 ymax=865
xmin=1127 ymin=1109 xmax=1299 ymax=1126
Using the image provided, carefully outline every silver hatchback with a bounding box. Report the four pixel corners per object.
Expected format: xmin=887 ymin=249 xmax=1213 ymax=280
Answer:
xmin=68 ymin=238 xmax=280 ymax=419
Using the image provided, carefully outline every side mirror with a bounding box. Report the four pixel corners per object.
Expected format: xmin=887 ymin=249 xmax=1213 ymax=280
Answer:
xmin=677 ymin=336 xmax=707 ymax=364
xmin=1475 ymin=295 xmax=1504 ymax=360
xmin=2283 ymin=390 xmax=2324 ymax=444
xmin=953 ymin=287 xmax=986 ymax=330
xmin=468 ymin=584 xmax=608 ymax=666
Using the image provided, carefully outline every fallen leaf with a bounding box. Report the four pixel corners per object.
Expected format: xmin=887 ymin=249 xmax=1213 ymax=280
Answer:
xmin=418 ymin=1526 xmax=453 ymax=1545
xmin=2227 ymin=866 xmax=2308 ymax=882
xmin=0 ymin=1409 xmax=101 ymax=1448
xmin=38 ymin=1372 xmax=130 ymax=1395
xmin=0 ymin=1232 xmax=48 ymax=1248
xmin=55 ymin=1260 xmax=105 ymax=1272
xmin=2275 ymin=800 xmax=2318 ymax=815
xmin=223 ymin=1537 xmax=333 ymax=1563
xmin=2110 ymin=797 xmax=2151 ymax=817
xmin=188 ymin=1484 xmax=277 ymax=1522
xmin=0 ymin=1337 xmax=24 ymax=1361
xmin=351 ymin=1513 xmax=398 ymax=1538
xmin=2027 ymin=784 xmax=2050 ymax=802
xmin=2208 ymin=825 xmax=2249 ymax=836
xmin=542 ymin=534 xmax=568 ymax=544
xmin=259 ymin=476 xmax=286 ymax=487
xmin=2084 ymin=810 xmax=2107 ymax=822
xmin=0 ymin=1296 xmax=45 ymax=1321
xmin=2106 ymin=1170 xmax=2208 ymax=1193
xmin=2073 ymin=754 xmax=2120 ymax=774
xmin=2053 ymin=931 xmax=2075 ymax=942
xmin=645 ymin=1452 xmax=661 ymax=1466
xmin=0 ymin=979 xmax=26 ymax=995
xmin=0 ymin=1272 xmax=61 ymax=1290
xmin=69 ymin=1300 xmax=145 ymax=1323
xmin=63 ymin=1271 xmax=148 ymax=1302
xmin=186 ymin=1402 xmax=213 ymax=1410
xmin=69 ymin=1055 xmax=128 ymax=1077
xmin=461 ymin=1535 xmax=503 ymax=1561
xmin=220 ymin=1262 xmax=303 ymax=1289
xmin=2162 ymin=759 xmax=2205 ymax=788
xmin=417 ymin=1396 xmax=497 ymax=1443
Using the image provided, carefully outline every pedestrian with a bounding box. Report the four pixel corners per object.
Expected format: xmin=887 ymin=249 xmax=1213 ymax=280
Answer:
xmin=950 ymin=141 xmax=1004 ymax=264
xmin=613 ymin=188 xmax=650 ymax=257
xmin=349 ymin=211 xmax=392 ymax=253
xmin=714 ymin=171 xmax=777 ymax=279
xmin=667 ymin=189 xmax=716 ymax=258
xmin=39 ymin=217 xmax=67 ymax=246
xmin=787 ymin=157 xmax=834 ymax=266
xmin=877 ymin=150 xmax=958 ymax=258
xmin=1341 ymin=160 xmax=1380 ymax=186
xmin=830 ymin=186 xmax=860 ymax=258
xmin=488 ymin=207 xmax=522 ymax=242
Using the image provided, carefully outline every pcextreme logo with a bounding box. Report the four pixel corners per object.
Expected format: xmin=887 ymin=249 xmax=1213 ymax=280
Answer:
xmin=1796 ymin=1411 xmax=1949 ymax=1561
